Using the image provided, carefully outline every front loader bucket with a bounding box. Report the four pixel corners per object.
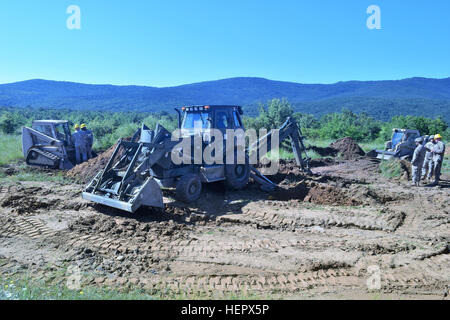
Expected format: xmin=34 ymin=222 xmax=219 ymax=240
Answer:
xmin=82 ymin=177 xmax=163 ymax=213
xmin=367 ymin=149 xmax=396 ymax=160
xmin=82 ymin=125 xmax=173 ymax=213
xmin=375 ymin=150 xmax=396 ymax=160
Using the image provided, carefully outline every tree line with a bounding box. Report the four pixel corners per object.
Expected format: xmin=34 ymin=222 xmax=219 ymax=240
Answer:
xmin=243 ymin=99 xmax=449 ymax=142
xmin=1 ymin=100 xmax=448 ymax=152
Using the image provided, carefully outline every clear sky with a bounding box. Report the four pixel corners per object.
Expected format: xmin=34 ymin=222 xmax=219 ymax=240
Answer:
xmin=0 ymin=0 xmax=449 ymax=87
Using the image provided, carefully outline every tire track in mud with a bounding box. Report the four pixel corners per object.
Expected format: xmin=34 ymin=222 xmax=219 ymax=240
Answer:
xmin=217 ymin=203 xmax=405 ymax=232
xmin=62 ymin=220 xmax=449 ymax=297
xmin=0 ymin=216 xmax=57 ymax=239
xmin=87 ymin=253 xmax=449 ymax=295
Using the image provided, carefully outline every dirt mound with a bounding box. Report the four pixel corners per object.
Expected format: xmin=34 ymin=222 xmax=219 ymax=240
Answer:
xmin=68 ymin=215 xmax=190 ymax=241
xmin=1 ymin=193 xmax=57 ymax=214
xmin=329 ymin=137 xmax=365 ymax=160
xmin=272 ymin=180 xmax=363 ymax=206
xmin=66 ymin=145 xmax=117 ymax=183
xmin=303 ymin=183 xmax=363 ymax=206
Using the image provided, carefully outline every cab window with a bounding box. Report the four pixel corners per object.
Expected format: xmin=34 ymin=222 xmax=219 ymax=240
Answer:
xmin=233 ymin=111 xmax=242 ymax=128
xmin=34 ymin=125 xmax=53 ymax=137
xmin=215 ymin=111 xmax=230 ymax=129
xmin=181 ymin=112 xmax=211 ymax=130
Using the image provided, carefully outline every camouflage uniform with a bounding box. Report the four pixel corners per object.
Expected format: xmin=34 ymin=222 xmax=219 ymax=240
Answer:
xmin=411 ymin=142 xmax=426 ymax=185
xmin=422 ymin=141 xmax=434 ymax=180
xmin=82 ymin=128 xmax=94 ymax=159
xmin=431 ymin=140 xmax=446 ymax=185
xmin=71 ymin=130 xmax=87 ymax=164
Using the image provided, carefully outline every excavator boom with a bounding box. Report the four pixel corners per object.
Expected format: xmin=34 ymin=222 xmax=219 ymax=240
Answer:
xmin=249 ymin=117 xmax=311 ymax=173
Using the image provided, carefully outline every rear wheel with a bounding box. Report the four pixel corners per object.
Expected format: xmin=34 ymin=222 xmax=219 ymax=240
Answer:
xmin=176 ymin=174 xmax=202 ymax=203
xmin=224 ymin=162 xmax=250 ymax=190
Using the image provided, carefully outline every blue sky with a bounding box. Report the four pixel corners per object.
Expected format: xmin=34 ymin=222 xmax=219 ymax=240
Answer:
xmin=0 ymin=0 xmax=449 ymax=87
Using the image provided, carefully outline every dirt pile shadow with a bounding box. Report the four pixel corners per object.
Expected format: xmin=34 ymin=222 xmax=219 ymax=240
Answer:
xmin=308 ymin=146 xmax=338 ymax=157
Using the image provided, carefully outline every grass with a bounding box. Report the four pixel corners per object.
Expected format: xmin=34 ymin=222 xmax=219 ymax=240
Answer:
xmin=5 ymin=171 xmax=69 ymax=183
xmin=0 ymin=272 xmax=268 ymax=300
xmin=359 ymin=141 xmax=385 ymax=153
xmin=304 ymin=139 xmax=334 ymax=148
xmin=379 ymin=159 xmax=404 ymax=178
xmin=0 ymin=276 xmax=155 ymax=300
xmin=0 ymin=134 xmax=22 ymax=165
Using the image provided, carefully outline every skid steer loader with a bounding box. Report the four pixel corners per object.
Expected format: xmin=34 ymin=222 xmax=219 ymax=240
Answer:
xmin=22 ymin=120 xmax=76 ymax=170
xmin=82 ymin=105 xmax=311 ymax=213
xmin=368 ymin=128 xmax=422 ymax=160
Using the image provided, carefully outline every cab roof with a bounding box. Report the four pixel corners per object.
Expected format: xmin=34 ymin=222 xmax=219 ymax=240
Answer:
xmin=182 ymin=105 xmax=243 ymax=114
xmin=32 ymin=120 xmax=69 ymax=124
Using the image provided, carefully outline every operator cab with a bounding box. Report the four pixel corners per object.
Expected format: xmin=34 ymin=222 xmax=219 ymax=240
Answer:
xmin=390 ymin=129 xmax=420 ymax=150
xmin=32 ymin=120 xmax=73 ymax=147
xmin=180 ymin=105 xmax=244 ymax=136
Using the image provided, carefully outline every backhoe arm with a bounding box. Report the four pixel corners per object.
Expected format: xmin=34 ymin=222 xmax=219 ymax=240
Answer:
xmin=250 ymin=117 xmax=311 ymax=173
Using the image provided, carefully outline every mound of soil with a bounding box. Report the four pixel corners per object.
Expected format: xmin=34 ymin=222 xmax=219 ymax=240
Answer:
xmin=66 ymin=145 xmax=117 ymax=183
xmin=68 ymin=215 xmax=190 ymax=240
xmin=329 ymin=137 xmax=365 ymax=160
xmin=272 ymin=180 xmax=364 ymax=206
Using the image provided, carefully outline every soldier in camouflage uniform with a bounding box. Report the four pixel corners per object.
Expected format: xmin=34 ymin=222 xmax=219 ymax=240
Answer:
xmin=422 ymin=136 xmax=435 ymax=181
xmin=411 ymin=137 xmax=426 ymax=187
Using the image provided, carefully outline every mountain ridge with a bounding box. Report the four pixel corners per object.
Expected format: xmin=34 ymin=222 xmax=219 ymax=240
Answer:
xmin=1 ymin=77 xmax=449 ymax=121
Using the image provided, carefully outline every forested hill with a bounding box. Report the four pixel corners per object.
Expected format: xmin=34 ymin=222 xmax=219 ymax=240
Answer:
xmin=0 ymin=77 xmax=449 ymax=121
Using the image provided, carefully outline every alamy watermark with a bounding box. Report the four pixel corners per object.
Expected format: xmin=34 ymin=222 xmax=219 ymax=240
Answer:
xmin=66 ymin=264 xmax=82 ymax=290
xmin=67 ymin=5 xmax=81 ymax=30
xmin=366 ymin=265 xmax=381 ymax=290
xmin=169 ymin=127 xmax=281 ymax=175
xmin=367 ymin=5 xmax=381 ymax=30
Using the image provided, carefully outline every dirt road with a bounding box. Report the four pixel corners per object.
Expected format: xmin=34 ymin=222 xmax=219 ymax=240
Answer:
xmin=0 ymin=158 xmax=448 ymax=299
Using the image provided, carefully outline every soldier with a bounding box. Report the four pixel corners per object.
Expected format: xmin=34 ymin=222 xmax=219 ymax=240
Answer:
xmin=422 ymin=136 xmax=435 ymax=181
xmin=71 ymin=124 xmax=87 ymax=164
xmin=80 ymin=124 xmax=94 ymax=159
xmin=411 ymin=137 xmax=426 ymax=187
xmin=429 ymin=134 xmax=446 ymax=186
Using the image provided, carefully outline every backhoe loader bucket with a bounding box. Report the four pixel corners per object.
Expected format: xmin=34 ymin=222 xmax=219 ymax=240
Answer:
xmin=81 ymin=133 xmax=165 ymax=213
xmin=82 ymin=174 xmax=163 ymax=213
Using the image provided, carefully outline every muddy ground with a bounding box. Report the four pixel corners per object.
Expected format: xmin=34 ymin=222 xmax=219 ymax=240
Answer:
xmin=0 ymin=155 xmax=449 ymax=299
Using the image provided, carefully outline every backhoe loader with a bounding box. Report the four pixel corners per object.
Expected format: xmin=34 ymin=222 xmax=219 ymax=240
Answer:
xmin=82 ymin=105 xmax=311 ymax=212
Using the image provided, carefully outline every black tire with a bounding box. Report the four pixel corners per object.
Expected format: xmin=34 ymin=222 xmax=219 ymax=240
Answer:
xmin=224 ymin=161 xmax=250 ymax=190
xmin=176 ymin=174 xmax=202 ymax=203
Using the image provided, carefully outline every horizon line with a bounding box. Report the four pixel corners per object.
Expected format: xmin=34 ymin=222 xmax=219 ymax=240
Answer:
xmin=1 ymin=76 xmax=450 ymax=89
